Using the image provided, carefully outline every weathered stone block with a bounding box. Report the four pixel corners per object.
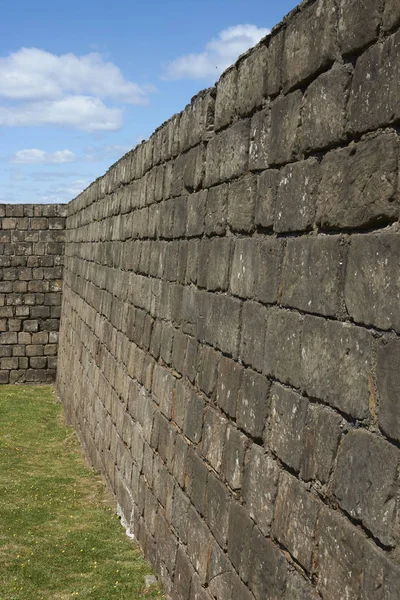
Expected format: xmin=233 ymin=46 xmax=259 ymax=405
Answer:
xmin=264 ymin=309 xmax=303 ymax=388
xmin=215 ymin=67 xmax=237 ymax=131
xmin=301 ymin=317 xmax=372 ymax=419
xmin=236 ymin=45 xmax=268 ymax=116
xmin=301 ymin=404 xmax=343 ymax=484
xmin=227 ymin=501 xmax=253 ymax=580
xmin=361 ymin=542 xmax=400 ymax=599
xmin=242 ymin=444 xmax=279 ymax=535
xmin=206 ymin=473 xmax=231 ymax=549
xmin=280 ymin=235 xmax=345 ymax=317
xmin=172 ymin=546 xmax=194 ymax=600
xmin=377 ymin=338 xmax=400 ymax=443
xmin=204 ymin=184 xmax=228 ymax=235
xmin=220 ymin=120 xmax=251 ymax=182
xmin=272 ymin=473 xmax=320 ymax=572
xmin=383 ymin=0 xmax=400 ymax=31
xmin=282 ymin=0 xmax=336 ymax=92
xmin=240 ymin=302 xmax=268 ymax=373
xmin=317 ymin=135 xmax=399 ymax=229
xmin=345 ymin=234 xmax=400 ymax=333
xmin=201 ymin=407 xmax=228 ymax=472
xmin=186 ymin=191 xmax=206 ymax=237
xmin=349 ymin=31 xmax=400 ymax=133
xmin=333 ymin=429 xmax=398 ymax=546
xmin=222 ymin=425 xmax=248 ymax=491
xmin=255 ymin=169 xmax=278 ymax=228
xmin=317 ymin=507 xmax=365 ymax=600
xmin=186 ymin=449 xmax=208 ymax=517
xmin=269 ymin=91 xmax=302 ymax=166
xmin=184 ymin=391 xmax=204 ymax=444
xmin=248 ymin=529 xmax=287 ymax=600
xmin=269 ymin=384 xmax=308 ymax=472
xmin=227 ymin=174 xmax=257 ymax=233
xmin=275 ymin=158 xmax=320 ymax=233
xmin=338 ymin=0 xmax=382 ymax=54
xmin=215 ymin=357 xmax=243 ymax=419
xmin=187 ymin=506 xmax=212 ymax=583
xmin=237 ymin=369 xmax=270 ymax=439
xmin=249 ymin=108 xmax=270 ymax=172
xmin=302 ymin=65 xmax=351 ymax=152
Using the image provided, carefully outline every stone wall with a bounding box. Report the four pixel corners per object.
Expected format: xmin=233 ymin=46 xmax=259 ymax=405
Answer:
xmin=56 ymin=0 xmax=400 ymax=598
xmin=0 ymin=204 xmax=66 ymax=384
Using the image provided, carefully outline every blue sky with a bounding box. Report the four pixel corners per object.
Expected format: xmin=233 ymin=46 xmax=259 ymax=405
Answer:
xmin=0 ymin=0 xmax=298 ymax=204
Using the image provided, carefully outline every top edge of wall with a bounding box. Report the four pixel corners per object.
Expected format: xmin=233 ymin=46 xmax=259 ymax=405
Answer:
xmin=67 ymin=0 xmax=320 ymax=214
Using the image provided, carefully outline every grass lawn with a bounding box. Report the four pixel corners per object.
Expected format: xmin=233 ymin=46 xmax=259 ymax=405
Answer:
xmin=0 ymin=385 xmax=165 ymax=600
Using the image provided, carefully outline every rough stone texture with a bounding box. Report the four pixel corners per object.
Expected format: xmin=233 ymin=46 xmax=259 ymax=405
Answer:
xmin=275 ymin=158 xmax=320 ymax=233
xmin=318 ymin=507 xmax=365 ymax=600
xmin=349 ymin=30 xmax=400 ymax=134
xmin=377 ymin=338 xmax=400 ymax=443
xmin=0 ymin=204 xmax=66 ymax=384
xmin=272 ymin=473 xmax=320 ymax=572
xmin=53 ymin=2 xmax=400 ymax=598
xmin=345 ymin=234 xmax=400 ymax=332
xmin=282 ymin=0 xmax=337 ymax=92
xmin=338 ymin=0 xmax=383 ymax=54
xmin=333 ymin=429 xmax=398 ymax=546
xmin=302 ymin=64 xmax=351 ymax=152
xmin=317 ymin=134 xmax=399 ymax=230
xmin=280 ymin=235 xmax=345 ymax=317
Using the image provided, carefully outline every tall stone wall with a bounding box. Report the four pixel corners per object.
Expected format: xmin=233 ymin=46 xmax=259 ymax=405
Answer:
xmin=0 ymin=204 xmax=66 ymax=384
xmin=56 ymin=0 xmax=400 ymax=598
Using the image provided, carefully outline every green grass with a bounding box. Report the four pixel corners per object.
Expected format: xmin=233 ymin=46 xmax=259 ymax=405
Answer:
xmin=0 ymin=385 xmax=165 ymax=600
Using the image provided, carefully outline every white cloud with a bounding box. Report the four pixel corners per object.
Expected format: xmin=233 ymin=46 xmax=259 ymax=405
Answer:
xmin=0 ymin=96 xmax=123 ymax=132
xmin=0 ymin=48 xmax=156 ymax=131
xmin=0 ymin=47 xmax=155 ymax=104
xmin=39 ymin=178 xmax=91 ymax=203
xmin=84 ymin=144 xmax=131 ymax=162
xmin=162 ymin=24 xmax=269 ymax=81
xmin=10 ymin=148 xmax=77 ymax=164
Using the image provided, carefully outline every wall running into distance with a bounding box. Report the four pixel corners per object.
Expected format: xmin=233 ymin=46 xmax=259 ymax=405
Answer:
xmin=56 ymin=0 xmax=400 ymax=598
xmin=0 ymin=204 xmax=66 ymax=384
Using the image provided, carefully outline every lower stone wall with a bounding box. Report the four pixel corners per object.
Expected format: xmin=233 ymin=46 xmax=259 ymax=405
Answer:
xmin=0 ymin=204 xmax=66 ymax=384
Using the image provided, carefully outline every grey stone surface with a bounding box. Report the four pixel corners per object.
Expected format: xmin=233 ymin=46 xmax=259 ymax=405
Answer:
xmin=302 ymin=65 xmax=351 ymax=152
xmin=317 ymin=135 xmax=399 ymax=229
xmin=215 ymin=356 xmax=243 ymax=419
xmin=317 ymin=507 xmax=365 ymax=600
xmin=237 ymin=369 xmax=270 ymax=439
xmin=333 ymin=429 xmax=398 ymax=546
xmin=275 ymin=158 xmax=320 ymax=233
xmin=255 ymin=169 xmax=278 ymax=228
xmin=227 ymin=174 xmax=257 ymax=233
xmin=301 ymin=316 xmax=373 ymax=419
xmin=282 ymin=0 xmax=336 ymax=92
xmin=236 ymin=45 xmax=268 ymax=116
xmin=264 ymin=309 xmax=303 ymax=389
xmin=248 ymin=529 xmax=287 ymax=600
xmin=272 ymin=473 xmax=320 ymax=572
xmin=242 ymin=444 xmax=279 ymax=535
xmin=338 ymin=0 xmax=382 ymax=53
xmin=215 ymin=68 xmax=237 ymax=131
xmin=269 ymin=91 xmax=302 ymax=166
xmin=377 ymin=338 xmax=400 ymax=442
xmin=280 ymin=235 xmax=345 ymax=317
xmin=301 ymin=404 xmax=343 ymax=484
xmin=345 ymin=234 xmax=400 ymax=333
xmin=349 ymin=30 xmax=400 ymax=133
xmin=268 ymin=383 xmax=308 ymax=472
xmin=361 ymin=542 xmax=400 ymax=600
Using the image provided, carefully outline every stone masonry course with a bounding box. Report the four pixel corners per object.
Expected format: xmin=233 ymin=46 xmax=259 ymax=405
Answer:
xmin=4 ymin=0 xmax=400 ymax=598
